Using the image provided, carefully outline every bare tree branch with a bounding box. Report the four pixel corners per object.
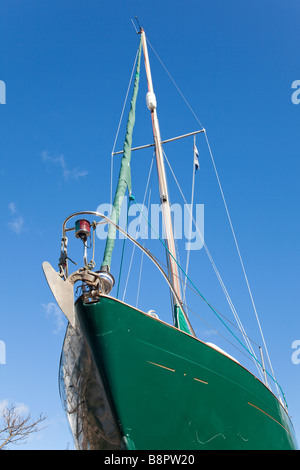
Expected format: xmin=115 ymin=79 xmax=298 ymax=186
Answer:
xmin=0 ymin=402 xmax=47 ymax=450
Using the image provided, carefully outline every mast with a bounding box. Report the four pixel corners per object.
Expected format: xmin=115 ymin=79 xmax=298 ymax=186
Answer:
xmin=140 ymin=29 xmax=186 ymax=326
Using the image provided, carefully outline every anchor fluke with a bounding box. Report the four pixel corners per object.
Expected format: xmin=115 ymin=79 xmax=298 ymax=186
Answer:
xmin=42 ymin=261 xmax=76 ymax=328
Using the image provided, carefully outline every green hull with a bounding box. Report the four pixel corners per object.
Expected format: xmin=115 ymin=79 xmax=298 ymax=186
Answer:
xmin=75 ymin=295 xmax=297 ymax=450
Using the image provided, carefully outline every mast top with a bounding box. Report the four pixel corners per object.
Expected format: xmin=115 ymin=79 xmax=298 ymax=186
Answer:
xmin=134 ymin=16 xmax=143 ymax=33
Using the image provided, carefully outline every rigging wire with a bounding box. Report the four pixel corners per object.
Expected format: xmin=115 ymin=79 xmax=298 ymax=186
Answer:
xmin=149 ymin=246 xmax=262 ymax=351
xmin=121 ymin=155 xmax=154 ymax=302
xmin=162 ymin=148 xmax=264 ymax=382
xmin=183 ymin=136 xmax=197 ymax=304
xmin=116 ymin=196 xmax=131 ymax=299
xmin=145 ymin=35 xmax=277 ymax=392
xmin=110 ymin=47 xmax=139 ymax=207
xmin=146 ymin=38 xmax=205 ymax=131
xmin=136 ymin=184 xmax=152 ymax=308
xmin=182 ymin=302 xmax=262 ymax=367
xmin=130 ymin=195 xmax=287 ymax=406
xmin=204 ymin=130 xmax=279 ymax=396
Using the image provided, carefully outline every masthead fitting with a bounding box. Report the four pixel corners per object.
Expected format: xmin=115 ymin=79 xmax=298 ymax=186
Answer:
xmin=134 ymin=16 xmax=142 ymax=32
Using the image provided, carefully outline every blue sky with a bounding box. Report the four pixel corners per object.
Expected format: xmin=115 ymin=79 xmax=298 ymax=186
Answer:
xmin=0 ymin=0 xmax=299 ymax=449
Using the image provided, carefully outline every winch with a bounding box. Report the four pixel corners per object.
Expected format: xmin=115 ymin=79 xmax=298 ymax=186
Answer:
xmin=72 ymin=218 xmax=115 ymax=301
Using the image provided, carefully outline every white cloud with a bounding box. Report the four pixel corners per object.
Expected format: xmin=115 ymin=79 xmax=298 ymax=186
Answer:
xmin=8 ymin=216 xmax=24 ymax=234
xmin=0 ymin=399 xmax=30 ymax=416
xmin=41 ymin=150 xmax=88 ymax=181
xmin=0 ymin=399 xmax=9 ymax=413
xmin=7 ymin=202 xmax=24 ymax=235
xmin=8 ymin=202 xmax=17 ymax=214
xmin=14 ymin=402 xmax=30 ymax=416
xmin=42 ymin=302 xmax=66 ymax=334
xmin=203 ymin=329 xmax=218 ymax=338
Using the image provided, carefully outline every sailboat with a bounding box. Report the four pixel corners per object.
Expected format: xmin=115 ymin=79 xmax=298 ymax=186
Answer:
xmin=43 ymin=27 xmax=298 ymax=450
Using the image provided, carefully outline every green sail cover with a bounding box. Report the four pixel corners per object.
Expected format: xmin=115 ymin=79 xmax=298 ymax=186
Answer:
xmin=174 ymin=304 xmax=191 ymax=334
xmin=101 ymin=38 xmax=142 ymax=270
